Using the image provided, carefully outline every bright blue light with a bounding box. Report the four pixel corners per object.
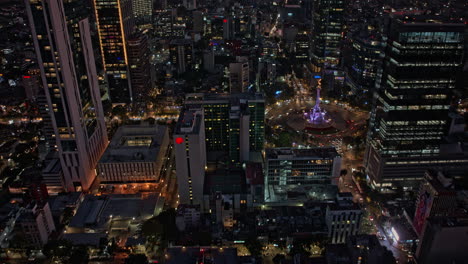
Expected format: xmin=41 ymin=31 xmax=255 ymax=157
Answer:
xmin=275 ymin=91 xmax=282 ymax=95
xmin=314 ymin=75 xmax=321 ymax=79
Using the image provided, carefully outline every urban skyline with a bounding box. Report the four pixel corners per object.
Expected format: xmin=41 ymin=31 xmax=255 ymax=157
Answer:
xmin=0 ymin=0 xmax=467 ymax=263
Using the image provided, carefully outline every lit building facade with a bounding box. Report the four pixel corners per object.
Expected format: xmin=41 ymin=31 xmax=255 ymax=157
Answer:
xmin=185 ymin=93 xmax=265 ymax=163
xmin=295 ymin=30 xmax=310 ymax=61
xmin=132 ymin=0 xmax=152 ymax=22
xmin=310 ymin=0 xmax=345 ymax=71
xmin=26 ymin=0 xmax=108 ymax=191
xmin=326 ymin=193 xmax=362 ymax=244
xmin=364 ymin=16 xmax=465 ymax=189
xmin=97 ymin=125 xmax=170 ymax=183
xmin=94 ymin=0 xmax=134 ymax=103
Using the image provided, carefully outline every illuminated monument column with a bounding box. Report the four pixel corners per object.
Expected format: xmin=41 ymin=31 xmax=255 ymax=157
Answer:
xmin=306 ymin=79 xmax=329 ymax=125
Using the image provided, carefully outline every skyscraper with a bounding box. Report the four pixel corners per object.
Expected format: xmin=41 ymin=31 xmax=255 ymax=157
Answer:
xmin=26 ymin=0 xmax=108 ymax=191
xmin=127 ymin=33 xmax=151 ymax=103
xmin=94 ymin=0 xmax=134 ymax=104
xmin=364 ymin=15 xmax=465 ymax=189
xmin=310 ymin=0 xmax=344 ymax=72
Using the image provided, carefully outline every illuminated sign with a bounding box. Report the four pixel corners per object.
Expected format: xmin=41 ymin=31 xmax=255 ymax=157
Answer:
xmin=391 ymin=227 xmax=400 ymax=241
xmin=175 ymin=137 xmax=184 ymax=144
xmin=314 ymin=75 xmax=321 ymax=79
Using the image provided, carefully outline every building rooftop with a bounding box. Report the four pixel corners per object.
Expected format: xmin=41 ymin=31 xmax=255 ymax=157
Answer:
xmin=63 ymin=233 xmax=106 ymax=247
xmin=174 ymin=108 xmax=203 ymax=134
xmin=48 ymin=192 xmax=82 ymax=213
xmin=99 ymin=125 xmax=167 ymax=163
xmin=266 ymin=147 xmax=340 ymax=160
xmin=42 ymin=158 xmax=62 ymax=174
xmin=69 ymin=194 xmax=159 ymax=229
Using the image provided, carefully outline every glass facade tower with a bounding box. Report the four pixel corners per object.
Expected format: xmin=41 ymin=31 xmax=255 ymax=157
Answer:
xmin=364 ymin=15 xmax=465 ymax=188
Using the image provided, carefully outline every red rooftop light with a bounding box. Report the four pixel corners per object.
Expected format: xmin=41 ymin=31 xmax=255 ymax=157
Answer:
xmin=175 ymin=137 xmax=184 ymax=144
xmin=223 ymin=19 xmax=227 ymax=23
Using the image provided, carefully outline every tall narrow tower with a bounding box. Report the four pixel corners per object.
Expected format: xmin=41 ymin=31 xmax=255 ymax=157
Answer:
xmin=94 ymin=0 xmax=134 ymax=104
xmin=26 ymin=0 xmax=108 ymax=191
xmin=310 ymin=0 xmax=344 ymax=72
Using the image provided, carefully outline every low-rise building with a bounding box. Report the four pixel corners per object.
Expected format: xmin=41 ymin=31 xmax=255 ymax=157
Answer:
xmin=326 ymin=193 xmax=362 ymax=244
xmin=97 ymin=125 xmax=170 ymax=184
xmin=16 ymin=202 xmax=56 ymax=248
xmin=176 ymin=204 xmax=201 ymax=231
xmin=265 ymin=147 xmax=341 ymax=203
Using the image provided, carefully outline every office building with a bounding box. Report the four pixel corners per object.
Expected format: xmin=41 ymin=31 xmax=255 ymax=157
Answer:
xmin=132 ymin=0 xmax=152 ymax=22
xmin=174 ymin=109 xmax=206 ymax=205
xmin=416 ymin=216 xmax=468 ymax=264
xmin=345 ymin=26 xmax=384 ymax=94
xmin=264 ymin=147 xmax=341 ymax=203
xmin=17 ymin=202 xmax=55 ymax=248
xmin=94 ymin=0 xmax=134 ymax=103
xmin=364 ymin=15 xmax=465 ymax=189
xmin=310 ymin=0 xmax=345 ymax=72
xmin=97 ymin=125 xmax=170 ymax=183
xmin=127 ymin=33 xmax=151 ymax=103
xmin=185 ymin=93 xmax=265 ymax=162
xmin=229 ymin=56 xmax=249 ymax=94
xmin=326 ymin=193 xmax=362 ymax=244
xmin=26 ymin=0 xmax=108 ymax=191
xmin=170 ymin=39 xmax=194 ymax=74
xmin=295 ymin=30 xmax=310 ymax=61
xmin=413 ymin=170 xmax=458 ymax=235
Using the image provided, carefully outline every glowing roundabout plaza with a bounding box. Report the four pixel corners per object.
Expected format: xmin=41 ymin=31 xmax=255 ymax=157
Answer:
xmin=285 ymin=87 xmax=351 ymax=136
